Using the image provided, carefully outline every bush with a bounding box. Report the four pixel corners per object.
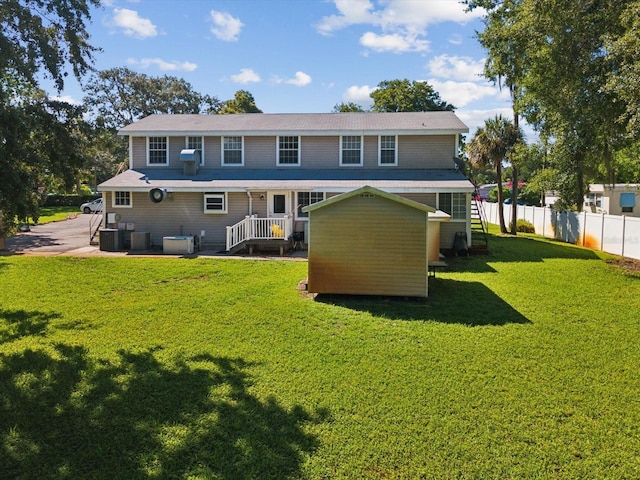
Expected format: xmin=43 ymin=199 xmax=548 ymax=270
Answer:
xmin=43 ymin=194 xmax=99 ymax=207
xmin=510 ymin=219 xmax=536 ymax=233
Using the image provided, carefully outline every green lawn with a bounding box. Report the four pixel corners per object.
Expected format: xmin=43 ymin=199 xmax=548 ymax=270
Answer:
xmin=30 ymin=206 xmax=81 ymax=224
xmin=1 ymin=233 xmax=639 ymax=479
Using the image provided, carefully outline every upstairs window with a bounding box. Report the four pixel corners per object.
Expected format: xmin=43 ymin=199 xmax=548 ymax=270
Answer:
xmin=186 ymin=136 xmax=204 ymax=165
xmin=340 ymin=135 xmax=362 ymax=166
xmin=379 ymin=135 xmax=397 ymax=166
xmin=147 ymin=137 xmax=168 ymax=165
xmin=222 ymin=136 xmax=243 ymax=165
xmin=278 ymin=136 xmax=300 ymax=165
xmin=439 ymin=193 xmax=466 ymax=220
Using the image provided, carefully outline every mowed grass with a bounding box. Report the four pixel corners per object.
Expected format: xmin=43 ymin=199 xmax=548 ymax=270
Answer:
xmin=29 ymin=206 xmax=81 ymax=224
xmin=1 ymin=233 xmax=639 ymax=479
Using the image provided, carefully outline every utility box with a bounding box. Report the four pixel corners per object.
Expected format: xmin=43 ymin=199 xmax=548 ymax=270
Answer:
xmin=163 ymin=236 xmax=194 ymax=255
xmin=130 ymin=232 xmax=151 ymax=251
xmin=99 ymin=228 xmax=122 ymax=252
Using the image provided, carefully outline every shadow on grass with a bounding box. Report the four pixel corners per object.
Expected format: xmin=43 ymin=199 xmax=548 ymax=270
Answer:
xmin=446 ymin=232 xmax=603 ymax=274
xmin=0 ymin=345 xmax=326 ymax=479
xmin=316 ymin=278 xmax=530 ymax=326
xmin=0 ymin=309 xmax=59 ymax=343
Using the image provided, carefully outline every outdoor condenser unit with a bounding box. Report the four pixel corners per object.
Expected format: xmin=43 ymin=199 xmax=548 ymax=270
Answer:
xmin=162 ymin=236 xmax=194 ymax=255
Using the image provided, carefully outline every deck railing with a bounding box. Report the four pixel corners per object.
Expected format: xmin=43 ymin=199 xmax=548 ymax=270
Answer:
xmin=226 ymin=215 xmax=293 ymax=251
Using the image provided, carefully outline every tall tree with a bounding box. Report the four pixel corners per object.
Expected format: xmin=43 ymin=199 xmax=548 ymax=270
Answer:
xmin=467 ymin=115 xmax=522 ymax=233
xmin=370 ymin=79 xmax=455 ymax=112
xmin=332 ymin=102 xmax=366 ymax=113
xmin=83 ymin=67 xmax=222 ymax=129
xmin=1 ymin=0 xmax=98 ymax=238
xmin=219 ymin=90 xmax=262 ymax=114
xmin=465 ymin=0 xmax=631 ymax=211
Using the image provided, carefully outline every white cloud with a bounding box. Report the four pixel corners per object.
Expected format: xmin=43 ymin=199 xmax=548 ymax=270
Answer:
xmin=209 ymin=10 xmax=243 ymax=41
xmin=112 ymin=8 xmax=157 ymax=38
xmin=427 ymin=55 xmax=486 ymax=82
xmin=49 ymin=94 xmax=81 ymax=105
xmin=456 ymin=107 xmax=513 ymax=138
xmin=360 ymin=32 xmax=429 ymax=53
xmin=428 ymin=79 xmax=499 ymax=108
xmin=274 ymin=71 xmax=312 ymax=87
xmin=317 ymin=1 xmax=484 ymax=55
xmin=317 ymin=0 xmax=484 ymax=34
xmin=342 ymin=84 xmax=376 ymax=108
xmin=128 ymin=58 xmax=197 ymax=72
xmin=448 ymin=34 xmax=463 ymax=45
xmin=230 ymin=68 xmax=261 ymax=84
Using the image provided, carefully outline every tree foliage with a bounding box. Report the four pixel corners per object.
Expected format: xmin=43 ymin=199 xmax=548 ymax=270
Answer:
xmin=83 ymin=67 xmax=222 ymax=129
xmin=219 ymin=90 xmax=262 ymax=114
xmin=370 ymin=79 xmax=455 ymax=112
xmin=465 ymin=0 xmax=634 ymax=211
xmin=467 ymin=115 xmax=522 ymax=233
xmin=332 ymin=102 xmax=366 ymax=113
xmin=1 ymin=0 xmax=98 ymax=236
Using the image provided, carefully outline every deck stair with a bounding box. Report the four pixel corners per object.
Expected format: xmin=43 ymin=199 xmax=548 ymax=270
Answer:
xmin=469 ymin=196 xmax=489 ymax=254
xmin=89 ymin=211 xmax=103 ymax=245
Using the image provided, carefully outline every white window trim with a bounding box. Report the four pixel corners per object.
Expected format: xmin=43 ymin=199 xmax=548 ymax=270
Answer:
xmin=204 ymin=192 xmax=228 ymax=214
xmin=185 ymin=136 xmax=205 ymax=166
xmin=340 ymin=135 xmax=363 ymax=166
xmin=221 ymin=136 xmax=244 ymax=166
xmin=295 ymin=191 xmax=325 ymax=220
xmin=276 ymin=135 xmax=301 ymax=166
xmin=146 ymin=136 xmax=169 ymax=166
xmin=112 ymin=191 xmax=132 ymax=208
xmin=437 ymin=192 xmax=467 ymax=221
xmin=378 ymin=135 xmax=398 ymax=166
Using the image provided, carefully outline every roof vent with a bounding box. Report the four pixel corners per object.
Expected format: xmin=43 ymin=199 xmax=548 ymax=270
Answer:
xmin=180 ymin=149 xmax=201 ymax=176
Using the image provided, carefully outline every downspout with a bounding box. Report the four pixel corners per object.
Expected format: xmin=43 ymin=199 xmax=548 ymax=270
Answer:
xmin=128 ymin=136 xmax=133 ymax=170
xmin=246 ymin=191 xmax=253 ymax=216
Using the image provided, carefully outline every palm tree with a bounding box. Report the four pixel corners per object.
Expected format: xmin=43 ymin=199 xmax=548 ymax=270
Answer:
xmin=467 ymin=115 xmax=522 ymax=234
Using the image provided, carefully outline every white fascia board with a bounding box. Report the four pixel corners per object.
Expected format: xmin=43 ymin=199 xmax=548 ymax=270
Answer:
xmin=118 ymin=129 xmax=468 ymax=137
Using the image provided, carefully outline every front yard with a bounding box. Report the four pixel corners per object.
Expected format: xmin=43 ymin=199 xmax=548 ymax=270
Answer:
xmin=1 ymin=232 xmax=639 ymax=478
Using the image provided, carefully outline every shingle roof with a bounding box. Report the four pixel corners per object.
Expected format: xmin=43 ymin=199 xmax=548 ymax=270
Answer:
xmin=99 ymin=168 xmax=474 ymax=193
xmin=118 ymin=112 xmax=468 ymax=136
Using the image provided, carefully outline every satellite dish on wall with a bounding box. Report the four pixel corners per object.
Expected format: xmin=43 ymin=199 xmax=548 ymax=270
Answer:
xmin=149 ymin=188 xmax=168 ymax=203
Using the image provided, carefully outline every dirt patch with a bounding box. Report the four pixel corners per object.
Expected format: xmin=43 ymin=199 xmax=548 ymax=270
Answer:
xmin=606 ymin=258 xmax=640 ymax=277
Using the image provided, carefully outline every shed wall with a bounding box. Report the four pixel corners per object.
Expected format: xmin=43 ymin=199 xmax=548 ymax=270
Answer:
xmin=307 ymin=194 xmax=428 ymax=297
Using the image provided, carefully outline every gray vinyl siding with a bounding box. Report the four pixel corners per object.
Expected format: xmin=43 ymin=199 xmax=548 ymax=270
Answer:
xmin=399 ymin=193 xmax=437 ymax=209
xmin=399 ymin=135 xmax=455 ymax=169
xmin=129 ymin=134 xmax=457 ymax=170
xmin=131 ymin=137 xmax=147 ymax=169
xmin=103 ymin=191 xmax=250 ymax=248
xmin=205 ymin=136 xmax=221 ymax=166
xmin=245 ymin=136 xmax=276 ymax=167
xmin=301 ymin=136 xmax=339 ymax=168
xmin=440 ymin=221 xmax=467 ymax=251
xmin=307 ymin=194 xmax=428 ymax=297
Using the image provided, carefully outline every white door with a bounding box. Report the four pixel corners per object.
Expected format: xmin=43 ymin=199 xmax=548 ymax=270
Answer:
xmin=267 ymin=192 xmax=290 ymax=218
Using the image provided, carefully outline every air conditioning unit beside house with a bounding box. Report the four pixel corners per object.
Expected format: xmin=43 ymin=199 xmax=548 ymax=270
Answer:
xmin=163 ymin=236 xmax=194 ymax=255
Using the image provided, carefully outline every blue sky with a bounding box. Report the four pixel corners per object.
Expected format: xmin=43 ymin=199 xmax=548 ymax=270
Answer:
xmin=46 ymin=0 xmax=520 ymax=137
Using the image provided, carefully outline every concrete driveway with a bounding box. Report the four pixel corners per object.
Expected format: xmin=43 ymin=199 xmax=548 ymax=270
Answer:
xmin=3 ymin=214 xmax=103 ymax=256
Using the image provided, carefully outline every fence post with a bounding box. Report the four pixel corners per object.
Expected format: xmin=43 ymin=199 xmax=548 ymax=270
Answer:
xmin=621 ymin=215 xmax=626 ymax=257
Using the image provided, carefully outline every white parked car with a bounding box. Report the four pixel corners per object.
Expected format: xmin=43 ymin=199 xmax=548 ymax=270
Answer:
xmin=80 ymin=198 xmax=103 ymax=214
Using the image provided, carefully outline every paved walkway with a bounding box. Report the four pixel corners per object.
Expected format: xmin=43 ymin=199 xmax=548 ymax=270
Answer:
xmin=2 ymin=215 xmax=307 ymax=260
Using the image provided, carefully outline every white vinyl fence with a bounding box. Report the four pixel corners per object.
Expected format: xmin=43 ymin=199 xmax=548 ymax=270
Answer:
xmin=483 ymin=202 xmax=640 ymax=260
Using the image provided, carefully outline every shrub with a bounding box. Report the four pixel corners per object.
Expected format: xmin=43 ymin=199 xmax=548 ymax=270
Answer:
xmin=510 ymin=219 xmax=536 ymax=233
xmin=43 ymin=194 xmax=99 ymax=207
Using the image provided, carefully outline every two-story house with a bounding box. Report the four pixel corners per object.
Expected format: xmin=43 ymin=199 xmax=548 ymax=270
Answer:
xmin=98 ymin=112 xmax=473 ymax=252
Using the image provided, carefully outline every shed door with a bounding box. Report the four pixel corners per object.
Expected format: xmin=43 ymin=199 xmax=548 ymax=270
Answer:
xmin=268 ymin=192 xmax=290 ymax=218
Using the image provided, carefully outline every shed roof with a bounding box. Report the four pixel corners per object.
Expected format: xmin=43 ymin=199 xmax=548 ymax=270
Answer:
xmin=118 ymin=112 xmax=468 ymax=136
xmin=302 ymin=185 xmax=436 ymax=214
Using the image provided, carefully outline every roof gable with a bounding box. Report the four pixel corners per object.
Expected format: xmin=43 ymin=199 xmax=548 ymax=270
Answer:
xmin=302 ymin=185 xmax=436 ymax=214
